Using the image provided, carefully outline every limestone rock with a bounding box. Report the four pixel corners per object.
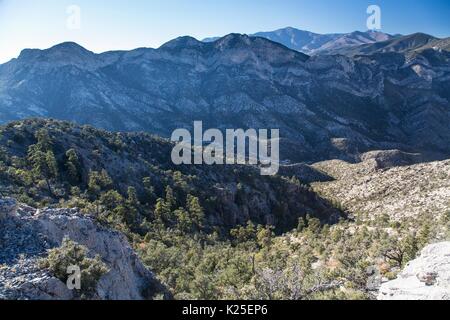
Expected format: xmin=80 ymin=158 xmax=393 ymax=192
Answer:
xmin=0 ymin=198 xmax=169 ymax=300
xmin=378 ymin=242 xmax=450 ymax=300
xmin=313 ymin=158 xmax=450 ymax=220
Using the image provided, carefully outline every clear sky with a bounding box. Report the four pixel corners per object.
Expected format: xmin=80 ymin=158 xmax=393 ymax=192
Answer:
xmin=0 ymin=0 xmax=449 ymax=63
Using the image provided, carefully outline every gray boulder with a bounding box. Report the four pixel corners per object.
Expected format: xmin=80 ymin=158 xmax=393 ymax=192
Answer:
xmin=0 ymin=198 xmax=169 ymax=300
xmin=378 ymin=242 xmax=450 ymax=300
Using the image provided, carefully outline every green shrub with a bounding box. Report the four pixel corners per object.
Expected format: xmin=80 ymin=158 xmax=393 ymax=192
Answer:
xmin=39 ymin=238 xmax=109 ymax=298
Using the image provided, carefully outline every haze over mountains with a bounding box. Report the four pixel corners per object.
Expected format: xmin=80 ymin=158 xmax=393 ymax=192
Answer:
xmin=204 ymin=26 xmax=450 ymax=56
xmin=0 ymin=29 xmax=449 ymax=163
xmin=332 ymin=32 xmax=450 ymax=56
xmin=203 ymin=27 xmax=397 ymax=55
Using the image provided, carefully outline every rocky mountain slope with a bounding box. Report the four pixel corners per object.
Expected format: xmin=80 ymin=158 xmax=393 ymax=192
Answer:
xmin=203 ymin=27 xmax=395 ymax=55
xmin=0 ymin=119 xmax=343 ymax=231
xmin=0 ymin=198 xmax=169 ymax=300
xmin=312 ymin=152 xmax=450 ymax=220
xmin=333 ymin=33 xmax=450 ymax=56
xmin=0 ymin=34 xmax=449 ymax=163
xmin=0 ymin=122 xmax=448 ymax=301
xmin=378 ymin=242 xmax=450 ymax=300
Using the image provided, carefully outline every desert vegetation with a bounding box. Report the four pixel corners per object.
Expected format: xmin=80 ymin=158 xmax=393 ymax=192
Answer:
xmin=1 ymin=119 xmax=448 ymax=299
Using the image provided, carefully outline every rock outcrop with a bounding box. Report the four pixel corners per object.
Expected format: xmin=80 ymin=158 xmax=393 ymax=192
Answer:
xmin=0 ymin=198 xmax=169 ymax=300
xmin=313 ymin=158 xmax=450 ymax=220
xmin=378 ymin=242 xmax=450 ymax=300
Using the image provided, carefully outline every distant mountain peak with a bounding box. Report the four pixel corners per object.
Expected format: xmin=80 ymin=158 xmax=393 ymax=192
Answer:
xmin=220 ymin=33 xmax=250 ymax=40
xmin=333 ymin=32 xmax=443 ymax=56
xmin=213 ymin=33 xmax=253 ymax=48
xmin=210 ymin=33 xmax=309 ymax=61
xmin=204 ymin=27 xmax=397 ymax=55
xmin=18 ymin=41 xmax=93 ymax=61
xmin=159 ymin=36 xmax=203 ymax=50
xmin=48 ymin=41 xmax=90 ymax=51
xmin=406 ymin=32 xmax=437 ymax=41
xmin=14 ymin=41 xmax=100 ymax=71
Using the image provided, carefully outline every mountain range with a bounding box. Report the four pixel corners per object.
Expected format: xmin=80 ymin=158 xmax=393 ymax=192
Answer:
xmin=0 ymin=30 xmax=449 ymax=163
xmin=1 ymin=27 xmax=450 ymax=301
xmin=203 ymin=27 xmax=397 ymax=55
xmin=204 ymin=27 xmax=450 ymax=56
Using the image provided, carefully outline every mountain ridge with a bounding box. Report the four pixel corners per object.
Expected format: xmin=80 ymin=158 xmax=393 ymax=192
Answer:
xmin=203 ymin=27 xmax=398 ymax=55
xmin=0 ymin=33 xmax=449 ymax=163
xmin=332 ymin=32 xmax=447 ymax=56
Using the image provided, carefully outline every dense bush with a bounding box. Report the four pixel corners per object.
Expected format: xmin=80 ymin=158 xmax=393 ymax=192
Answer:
xmin=39 ymin=238 xmax=109 ymax=298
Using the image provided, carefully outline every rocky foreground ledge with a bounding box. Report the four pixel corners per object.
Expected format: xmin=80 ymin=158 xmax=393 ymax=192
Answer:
xmin=0 ymin=198 xmax=169 ymax=300
xmin=378 ymin=242 xmax=450 ymax=300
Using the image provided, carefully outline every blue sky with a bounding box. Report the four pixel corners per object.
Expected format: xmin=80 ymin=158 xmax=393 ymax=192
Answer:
xmin=0 ymin=0 xmax=449 ymax=63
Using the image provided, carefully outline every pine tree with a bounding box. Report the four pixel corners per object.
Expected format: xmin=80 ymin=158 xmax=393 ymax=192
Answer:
xmin=35 ymin=128 xmax=53 ymax=151
xmin=165 ymin=186 xmax=176 ymax=210
xmin=306 ymin=214 xmax=321 ymax=234
xmin=175 ymin=208 xmax=192 ymax=234
xmin=45 ymin=151 xmax=59 ymax=179
xmin=99 ymin=190 xmax=124 ymax=211
xmin=257 ymin=225 xmax=274 ymax=248
xmin=88 ymin=170 xmax=113 ymax=199
xmin=28 ymin=146 xmax=59 ymax=195
xmin=230 ymin=221 xmax=257 ymax=243
xmin=27 ymin=128 xmax=59 ymax=195
xmin=154 ymin=198 xmax=171 ymax=223
xmin=401 ymin=234 xmax=418 ymax=266
xmin=65 ymin=149 xmax=81 ymax=183
xmin=125 ymin=186 xmax=139 ymax=225
xmin=186 ymin=195 xmax=204 ymax=229
xmin=142 ymin=177 xmax=156 ymax=204
xmin=297 ymin=217 xmax=307 ymax=232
